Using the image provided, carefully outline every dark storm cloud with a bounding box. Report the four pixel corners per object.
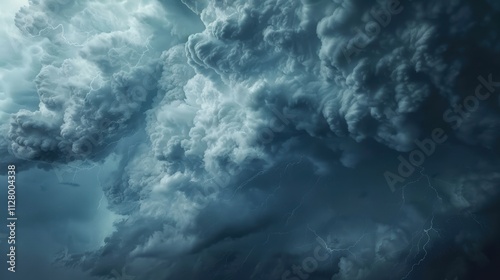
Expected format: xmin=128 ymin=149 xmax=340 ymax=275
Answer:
xmin=1 ymin=0 xmax=500 ymax=280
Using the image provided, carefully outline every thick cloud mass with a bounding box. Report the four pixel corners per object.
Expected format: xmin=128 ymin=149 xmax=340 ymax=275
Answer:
xmin=1 ymin=0 xmax=500 ymax=279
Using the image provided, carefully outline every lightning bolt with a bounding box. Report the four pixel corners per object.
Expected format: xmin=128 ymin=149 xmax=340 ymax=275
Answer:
xmin=230 ymin=169 xmax=266 ymax=198
xmin=23 ymin=22 xmax=89 ymax=47
xmin=96 ymin=193 xmax=105 ymax=210
xmin=260 ymin=158 xmax=304 ymax=208
xmin=399 ymin=167 xmax=446 ymax=279
xmin=400 ymin=166 xmax=442 ymax=208
xmin=133 ymin=37 xmax=153 ymax=67
xmin=432 ymin=178 xmax=486 ymax=230
xmin=307 ymin=225 xmax=367 ymax=260
xmin=239 ymin=245 xmax=255 ymax=268
xmin=284 ymin=176 xmax=320 ymax=226
xmin=401 ymin=215 xmax=440 ymax=280
xmin=466 ymin=210 xmax=485 ymax=229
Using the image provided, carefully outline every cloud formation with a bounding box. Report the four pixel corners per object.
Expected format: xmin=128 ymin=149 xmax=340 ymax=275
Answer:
xmin=1 ymin=0 xmax=500 ymax=279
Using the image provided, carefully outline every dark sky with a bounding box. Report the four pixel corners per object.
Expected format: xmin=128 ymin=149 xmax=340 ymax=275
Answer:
xmin=1 ymin=0 xmax=500 ymax=279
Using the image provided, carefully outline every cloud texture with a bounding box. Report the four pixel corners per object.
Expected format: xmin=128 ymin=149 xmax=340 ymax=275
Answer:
xmin=1 ymin=0 xmax=500 ymax=279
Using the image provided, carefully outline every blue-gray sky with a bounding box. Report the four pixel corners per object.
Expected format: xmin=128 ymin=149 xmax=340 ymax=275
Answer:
xmin=1 ymin=0 xmax=500 ymax=279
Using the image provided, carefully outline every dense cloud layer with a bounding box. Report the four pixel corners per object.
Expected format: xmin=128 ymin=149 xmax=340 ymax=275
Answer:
xmin=1 ymin=0 xmax=500 ymax=279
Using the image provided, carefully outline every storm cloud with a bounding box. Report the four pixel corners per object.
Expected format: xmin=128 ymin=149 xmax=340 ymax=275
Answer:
xmin=1 ymin=0 xmax=500 ymax=279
